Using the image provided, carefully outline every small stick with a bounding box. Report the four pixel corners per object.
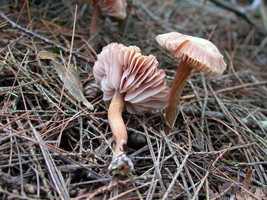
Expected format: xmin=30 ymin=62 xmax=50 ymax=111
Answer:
xmin=209 ymin=0 xmax=265 ymax=32
xmin=0 ymin=12 xmax=94 ymax=64
xmin=182 ymin=106 xmax=266 ymax=129
xmin=90 ymin=5 xmax=100 ymax=48
xmin=215 ymin=80 xmax=267 ymax=93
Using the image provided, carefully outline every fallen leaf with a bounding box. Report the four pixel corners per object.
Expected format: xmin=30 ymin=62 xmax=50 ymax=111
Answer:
xmin=235 ymin=169 xmax=267 ymax=200
xmin=38 ymin=51 xmax=94 ymax=110
xmin=243 ymin=169 xmax=253 ymax=188
xmin=236 ymin=187 xmax=267 ymax=200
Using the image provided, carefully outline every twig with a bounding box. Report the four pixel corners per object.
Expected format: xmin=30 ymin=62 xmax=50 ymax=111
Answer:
xmin=28 ymin=120 xmax=70 ymax=200
xmin=215 ymin=80 xmax=267 ymax=93
xmin=109 ymin=180 xmax=158 ymax=200
xmin=192 ymin=144 xmax=232 ymax=200
xmin=161 ymin=130 xmax=191 ymax=197
xmin=133 ymin=1 xmax=190 ymax=32
xmin=0 ymin=171 xmax=20 ymax=187
xmin=183 ymin=145 xmax=260 ymax=199
xmin=236 ymin=161 xmax=267 ymax=167
xmin=200 ymin=73 xmax=208 ymax=148
xmin=73 ymin=179 xmax=135 ymax=200
xmin=138 ymin=117 xmax=166 ymax=194
xmin=0 ymin=12 xmax=94 ymax=64
xmin=0 ymin=186 xmax=34 ymax=200
xmin=209 ymin=0 xmax=266 ymax=33
xmin=59 ymin=156 xmax=109 ymax=185
xmin=162 ymin=152 xmax=190 ymax=200
xmin=28 ymin=144 xmax=53 ymax=199
xmin=182 ymin=106 xmax=266 ymax=129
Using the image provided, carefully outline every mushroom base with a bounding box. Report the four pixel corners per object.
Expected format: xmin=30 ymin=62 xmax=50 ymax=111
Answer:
xmin=108 ymin=152 xmax=134 ymax=175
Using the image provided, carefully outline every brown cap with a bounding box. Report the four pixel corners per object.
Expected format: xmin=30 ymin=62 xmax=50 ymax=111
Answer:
xmin=93 ymin=43 xmax=169 ymax=114
xmin=156 ymin=32 xmax=226 ymax=76
xmin=84 ymin=0 xmax=127 ymax=19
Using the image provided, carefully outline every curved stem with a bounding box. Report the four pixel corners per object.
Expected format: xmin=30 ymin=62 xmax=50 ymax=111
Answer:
xmin=165 ymin=61 xmax=193 ymax=135
xmin=90 ymin=5 xmax=100 ymax=48
xmin=108 ymin=92 xmax=127 ymax=157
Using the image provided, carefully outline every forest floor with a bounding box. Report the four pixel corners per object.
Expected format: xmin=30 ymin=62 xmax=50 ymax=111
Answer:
xmin=0 ymin=0 xmax=267 ymax=199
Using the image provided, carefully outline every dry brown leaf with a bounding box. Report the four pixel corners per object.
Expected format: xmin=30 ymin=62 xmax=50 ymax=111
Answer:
xmin=236 ymin=187 xmax=267 ymax=200
xmin=38 ymin=51 xmax=94 ymax=110
xmin=243 ymin=169 xmax=254 ymax=188
xmin=253 ymin=187 xmax=267 ymax=199
xmin=236 ymin=169 xmax=267 ymax=200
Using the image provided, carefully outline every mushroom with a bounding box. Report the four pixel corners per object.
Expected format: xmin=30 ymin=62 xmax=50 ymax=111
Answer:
xmin=93 ymin=43 xmax=169 ymax=175
xmin=156 ymin=32 xmax=227 ymax=134
xmin=82 ymin=0 xmax=127 ymax=47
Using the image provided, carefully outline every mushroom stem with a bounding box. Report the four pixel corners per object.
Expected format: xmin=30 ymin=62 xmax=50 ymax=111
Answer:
xmin=90 ymin=5 xmax=100 ymax=48
xmin=165 ymin=61 xmax=193 ymax=135
xmin=108 ymin=92 xmax=127 ymax=157
xmin=108 ymin=92 xmax=133 ymax=175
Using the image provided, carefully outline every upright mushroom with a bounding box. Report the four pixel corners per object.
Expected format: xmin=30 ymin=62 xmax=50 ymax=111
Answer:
xmin=93 ymin=43 xmax=169 ymax=175
xmin=82 ymin=0 xmax=127 ymax=47
xmin=156 ymin=32 xmax=227 ymax=134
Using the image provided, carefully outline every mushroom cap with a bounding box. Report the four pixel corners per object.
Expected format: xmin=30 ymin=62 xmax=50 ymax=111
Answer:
xmin=93 ymin=43 xmax=170 ymax=114
xmin=156 ymin=32 xmax=227 ymax=76
xmin=85 ymin=0 xmax=127 ymax=19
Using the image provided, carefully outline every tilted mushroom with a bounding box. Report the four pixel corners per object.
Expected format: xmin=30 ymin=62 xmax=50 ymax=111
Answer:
xmin=156 ymin=32 xmax=227 ymax=135
xmin=82 ymin=0 xmax=127 ymax=47
xmin=93 ymin=43 xmax=169 ymax=175
xmin=91 ymin=0 xmax=126 ymax=19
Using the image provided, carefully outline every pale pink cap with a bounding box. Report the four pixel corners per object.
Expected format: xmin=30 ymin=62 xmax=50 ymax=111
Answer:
xmin=156 ymin=32 xmax=227 ymax=76
xmin=93 ymin=43 xmax=170 ymax=114
xmin=85 ymin=0 xmax=127 ymax=19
